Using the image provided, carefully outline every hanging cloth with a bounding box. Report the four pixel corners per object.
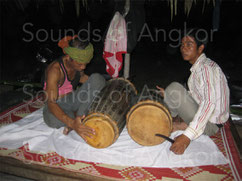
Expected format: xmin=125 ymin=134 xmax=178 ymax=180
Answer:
xmin=103 ymin=11 xmax=127 ymax=78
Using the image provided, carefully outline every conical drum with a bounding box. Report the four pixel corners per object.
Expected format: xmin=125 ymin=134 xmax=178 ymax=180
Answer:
xmin=83 ymin=78 xmax=137 ymax=148
xmin=126 ymin=87 xmax=172 ymax=146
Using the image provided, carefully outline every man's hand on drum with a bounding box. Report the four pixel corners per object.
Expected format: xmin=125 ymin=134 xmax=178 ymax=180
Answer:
xmin=170 ymin=134 xmax=191 ymax=155
xmin=69 ymin=115 xmax=96 ymax=141
xmin=156 ymin=86 xmax=165 ymax=97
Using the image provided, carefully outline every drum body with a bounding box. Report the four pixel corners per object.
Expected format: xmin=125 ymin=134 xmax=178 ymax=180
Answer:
xmin=83 ymin=78 xmax=137 ymax=148
xmin=126 ymin=87 xmax=172 ymax=146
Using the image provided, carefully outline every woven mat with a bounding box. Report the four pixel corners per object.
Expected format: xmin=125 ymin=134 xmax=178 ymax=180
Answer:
xmin=0 ymin=95 xmax=241 ymax=180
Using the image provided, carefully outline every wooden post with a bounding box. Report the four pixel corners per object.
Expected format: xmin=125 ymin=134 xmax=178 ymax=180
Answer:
xmin=124 ymin=53 xmax=130 ymax=79
xmin=123 ymin=0 xmax=130 ymax=79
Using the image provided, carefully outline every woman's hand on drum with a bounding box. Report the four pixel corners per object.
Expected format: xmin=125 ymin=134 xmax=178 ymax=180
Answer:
xmin=170 ymin=134 xmax=191 ymax=155
xmin=71 ymin=115 xmax=96 ymax=141
xmin=156 ymin=86 xmax=165 ymax=97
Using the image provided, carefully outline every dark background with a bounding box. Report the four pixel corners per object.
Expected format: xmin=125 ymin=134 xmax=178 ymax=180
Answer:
xmin=0 ymin=0 xmax=242 ymax=91
xmin=0 ymin=1 xmax=241 ymax=179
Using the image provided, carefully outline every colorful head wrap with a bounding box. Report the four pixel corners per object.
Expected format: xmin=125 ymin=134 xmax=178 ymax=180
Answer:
xmin=58 ymin=35 xmax=94 ymax=64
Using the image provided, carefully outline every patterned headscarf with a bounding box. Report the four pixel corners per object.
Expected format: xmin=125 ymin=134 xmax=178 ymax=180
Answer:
xmin=58 ymin=35 xmax=94 ymax=63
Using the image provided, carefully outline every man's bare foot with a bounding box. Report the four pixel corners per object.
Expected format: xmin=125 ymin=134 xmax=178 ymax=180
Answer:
xmin=172 ymin=122 xmax=188 ymax=132
xmin=63 ymin=127 xmax=73 ymax=135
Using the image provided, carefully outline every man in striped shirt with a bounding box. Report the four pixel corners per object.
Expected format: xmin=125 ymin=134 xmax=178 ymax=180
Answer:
xmin=157 ymin=28 xmax=230 ymax=155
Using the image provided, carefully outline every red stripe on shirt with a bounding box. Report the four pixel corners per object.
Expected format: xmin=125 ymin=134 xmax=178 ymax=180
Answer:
xmin=195 ymin=67 xmax=212 ymax=129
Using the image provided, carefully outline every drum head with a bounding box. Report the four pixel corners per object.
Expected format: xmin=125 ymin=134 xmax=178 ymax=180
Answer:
xmin=83 ymin=114 xmax=117 ymax=149
xmin=127 ymin=100 xmax=172 ymax=146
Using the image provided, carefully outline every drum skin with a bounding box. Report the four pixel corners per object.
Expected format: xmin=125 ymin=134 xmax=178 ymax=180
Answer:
xmin=83 ymin=78 xmax=137 ymax=148
xmin=126 ymin=89 xmax=172 ymax=146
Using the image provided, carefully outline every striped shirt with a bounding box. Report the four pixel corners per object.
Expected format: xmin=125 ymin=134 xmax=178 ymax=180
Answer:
xmin=183 ymin=53 xmax=230 ymax=140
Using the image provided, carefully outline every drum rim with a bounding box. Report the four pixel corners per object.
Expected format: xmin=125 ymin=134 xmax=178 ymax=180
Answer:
xmin=126 ymin=100 xmax=173 ymax=131
xmin=83 ymin=112 xmax=120 ymax=148
xmin=109 ymin=77 xmax=138 ymax=95
xmin=126 ymin=100 xmax=173 ymax=146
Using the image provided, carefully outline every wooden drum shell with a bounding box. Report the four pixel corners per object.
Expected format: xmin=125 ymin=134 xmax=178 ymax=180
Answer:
xmin=83 ymin=78 xmax=137 ymax=149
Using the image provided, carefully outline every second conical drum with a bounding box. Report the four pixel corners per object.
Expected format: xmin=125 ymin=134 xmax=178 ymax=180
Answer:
xmin=126 ymin=86 xmax=172 ymax=146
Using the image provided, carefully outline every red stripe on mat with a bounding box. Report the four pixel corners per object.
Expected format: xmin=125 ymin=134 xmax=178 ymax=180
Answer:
xmin=0 ymin=95 xmax=45 ymax=117
xmin=222 ymin=123 xmax=242 ymax=181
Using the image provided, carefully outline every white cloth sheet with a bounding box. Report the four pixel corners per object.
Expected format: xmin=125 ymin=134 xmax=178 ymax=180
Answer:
xmin=0 ymin=108 xmax=228 ymax=167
